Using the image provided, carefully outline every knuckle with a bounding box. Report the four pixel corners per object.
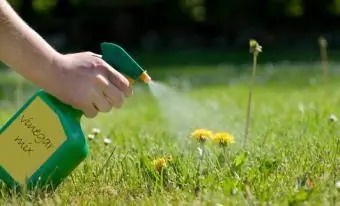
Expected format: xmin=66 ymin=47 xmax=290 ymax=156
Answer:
xmin=90 ymin=61 xmax=99 ymax=69
xmin=89 ymin=58 xmax=104 ymax=70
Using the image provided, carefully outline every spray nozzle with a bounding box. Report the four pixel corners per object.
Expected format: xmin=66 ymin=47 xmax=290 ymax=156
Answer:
xmin=140 ymin=71 xmax=152 ymax=84
xmin=100 ymin=42 xmax=151 ymax=84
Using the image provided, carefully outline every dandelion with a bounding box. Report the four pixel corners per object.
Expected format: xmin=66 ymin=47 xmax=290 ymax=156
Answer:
xmin=212 ymin=132 xmax=235 ymax=147
xmin=153 ymin=157 xmax=168 ymax=172
xmin=103 ymin=137 xmax=112 ymax=145
xmin=232 ymin=188 xmax=238 ymax=195
xmin=329 ymin=114 xmax=337 ymax=122
xmin=336 ymin=181 xmax=340 ymax=189
xmin=152 ymin=155 xmax=172 ymax=172
xmin=191 ymin=128 xmax=213 ymax=143
xmin=88 ymin=134 xmax=95 ymax=141
xmin=92 ymin=128 xmax=101 ymax=135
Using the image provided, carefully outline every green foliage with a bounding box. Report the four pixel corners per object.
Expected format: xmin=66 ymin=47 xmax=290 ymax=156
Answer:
xmin=32 ymin=0 xmax=57 ymax=13
xmin=330 ymin=0 xmax=340 ymax=15
xmin=286 ymin=0 xmax=304 ymax=17
xmin=75 ymin=0 xmax=163 ymax=7
xmin=180 ymin=0 xmax=206 ymax=22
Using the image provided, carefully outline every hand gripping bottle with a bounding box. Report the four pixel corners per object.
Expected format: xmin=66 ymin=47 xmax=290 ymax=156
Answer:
xmin=0 ymin=42 xmax=151 ymax=191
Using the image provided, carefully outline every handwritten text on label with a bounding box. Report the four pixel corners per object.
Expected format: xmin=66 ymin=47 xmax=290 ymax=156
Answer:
xmin=20 ymin=114 xmax=53 ymax=149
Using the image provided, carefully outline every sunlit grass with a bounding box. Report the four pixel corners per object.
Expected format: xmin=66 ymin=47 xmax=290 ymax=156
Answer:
xmin=0 ymin=62 xmax=339 ymax=205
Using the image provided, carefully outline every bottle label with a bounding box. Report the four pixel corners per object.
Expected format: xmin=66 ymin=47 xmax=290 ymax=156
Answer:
xmin=0 ymin=96 xmax=67 ymax=185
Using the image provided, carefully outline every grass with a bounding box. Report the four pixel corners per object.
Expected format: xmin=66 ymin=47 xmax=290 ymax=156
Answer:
xmin=0 ymin=60 xmax=339 ymax=205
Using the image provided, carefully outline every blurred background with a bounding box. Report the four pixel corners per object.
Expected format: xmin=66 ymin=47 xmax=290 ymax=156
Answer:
xmin=1 ymin=0 xmax=340 ymax=105
xmin=3 ymin=0 xmax=340 ymax=59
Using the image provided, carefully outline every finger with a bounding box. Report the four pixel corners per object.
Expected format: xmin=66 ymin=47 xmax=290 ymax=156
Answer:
xmin=92 ymin=73 xmax=110 ymax=92
xmin=98 ymin=59 xmax=133 ymax=97
xmin=103 ymin=83 xmax=125 ymax=109
xmin=92 ymin=73 xmax=120 ymax=109
xmin=69 ymin=89 xmax=98 ymax=118
xmin=91 ymin=90 xmax=112 ymax=113
xmin=83 ymin=104 xmax=98 ymax=118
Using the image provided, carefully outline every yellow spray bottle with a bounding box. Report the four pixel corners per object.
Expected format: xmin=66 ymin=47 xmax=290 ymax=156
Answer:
xmin=0 ymin=42 xmax=151 ymax=192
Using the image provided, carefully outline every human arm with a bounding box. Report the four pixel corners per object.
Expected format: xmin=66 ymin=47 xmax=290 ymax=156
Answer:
xmin=0 ymin=0 xmax=132 ymax=117
xmin=0 ymin=0 xmax=60 ymax=87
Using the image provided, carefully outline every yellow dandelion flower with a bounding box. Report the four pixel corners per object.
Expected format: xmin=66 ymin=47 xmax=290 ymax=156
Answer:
xmin=191 ymin=128 xmax=213 ymax=143
xmin=153 ymin=158 xmax=167 ymax=172
xmin=212 ymin=132 xmax=235 ymax=147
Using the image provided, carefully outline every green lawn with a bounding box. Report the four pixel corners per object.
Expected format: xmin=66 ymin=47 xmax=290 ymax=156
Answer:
xmin=0 ymin=61 xmax=339 ymax=205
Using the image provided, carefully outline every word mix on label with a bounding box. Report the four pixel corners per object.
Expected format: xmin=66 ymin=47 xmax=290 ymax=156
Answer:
xmin=14 ymin=136 xmax=34 ymax=156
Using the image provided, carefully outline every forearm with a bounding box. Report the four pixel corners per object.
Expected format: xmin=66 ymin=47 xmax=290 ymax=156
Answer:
xmin=0 ymin=1 xmax=61 ymax=86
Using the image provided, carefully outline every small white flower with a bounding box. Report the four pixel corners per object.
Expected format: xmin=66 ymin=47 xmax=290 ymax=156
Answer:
xmin=329 ymin=114 xmax=338 ymax=122
xmin=88 ymin=134 xmax=95 ymax=140
xmin=231 ymin=188 xmax=238 ymax=195
xmin=298 ymin=103 xmax=304 ymax=113
xmin=197 ymin=147 xmax=203 ymax=157
xmin=336 ymin=181 xmax=340 ymax=189
xmin=103 ymin=138 xmax=112 ymax=145
xmin=92 ymin=128 xmax=101 ymax=135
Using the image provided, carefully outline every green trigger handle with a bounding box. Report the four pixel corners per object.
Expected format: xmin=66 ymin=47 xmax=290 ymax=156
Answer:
xmin=100 ymin=42 xmax=151 ymax=84
xmin=33 ymin=42 xmax=152 ymax=120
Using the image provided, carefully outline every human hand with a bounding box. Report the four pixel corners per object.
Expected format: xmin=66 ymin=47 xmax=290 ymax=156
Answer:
xmin=0 ymin=0 xmax=131 ymax=117
xmin=45 ymin=52 xmax=133 ymax=118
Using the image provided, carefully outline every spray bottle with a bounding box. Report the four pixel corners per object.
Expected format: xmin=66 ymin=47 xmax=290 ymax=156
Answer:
xmin=0 ymin=42 xmax=151 ymax=191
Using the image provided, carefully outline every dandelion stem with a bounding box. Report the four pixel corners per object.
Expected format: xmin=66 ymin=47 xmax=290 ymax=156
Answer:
xmin=244 ymin=51 xmax=257 ymax=148
xmin=332 ymin=130 xmax=339 ymax=205
xmin=195 ymin=145 xmax=204 ymax=198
